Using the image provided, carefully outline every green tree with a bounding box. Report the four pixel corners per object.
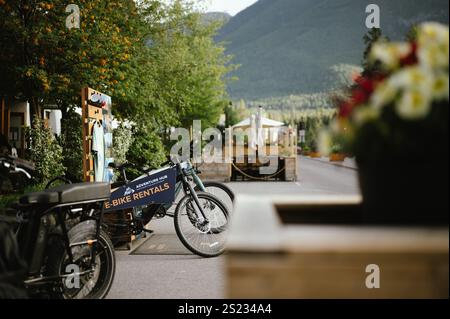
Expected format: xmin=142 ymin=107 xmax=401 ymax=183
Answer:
xmin=224 ymin=102 xmax=240 ymax=127
xmin=145 ymin=1 xmax=235 ymax=130
xmin=0 ymin=0 xmax=158 ymax=117
xmin=362 ymin=28 xmax=388 ymax=74
xmin=0 ymin=0 xmax=235 ymax=171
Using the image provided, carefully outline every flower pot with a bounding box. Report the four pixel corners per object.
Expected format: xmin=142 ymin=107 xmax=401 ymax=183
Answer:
xmin=330 ymin=153 xmax=346 ymax=162
xmin=309 ymin=152 xmax=321 ymax=158
xmin=357 ymin=158 xmax=449 ymax=226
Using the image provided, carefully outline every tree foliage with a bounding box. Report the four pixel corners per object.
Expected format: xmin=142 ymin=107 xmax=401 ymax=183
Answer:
xmin=59 ymin=109 xmax=83 ymax=181
xmin=0 ymin=0 xmax=234 ymax=172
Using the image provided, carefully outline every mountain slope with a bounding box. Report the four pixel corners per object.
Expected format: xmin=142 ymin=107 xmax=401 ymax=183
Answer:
xmin=202 ymin=12 xmax=231 ymax=25
xmin=217 ymin=0 xmax=449 ymax=99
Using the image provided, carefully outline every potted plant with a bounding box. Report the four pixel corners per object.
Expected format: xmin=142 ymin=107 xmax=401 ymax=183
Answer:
xmin=329 ymin=144 xmax=346 ymax=162
xmin=301 ymin=145 xmax=311 ymax=156
xmin=308 ymin=140 xmax=321 ymax=158
xmin=320 ymin=22 xmax=449 ymax=225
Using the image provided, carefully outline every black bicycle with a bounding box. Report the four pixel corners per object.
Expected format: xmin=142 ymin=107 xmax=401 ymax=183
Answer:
xmin=0 ymin=156 xmax=116 ymax=299
xmin=110 ymin=160 xmax=231 ymax=258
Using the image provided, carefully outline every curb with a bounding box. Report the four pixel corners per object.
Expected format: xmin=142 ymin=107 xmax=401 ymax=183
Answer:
xmin=300 ymin=156 xmax=358 ymax=171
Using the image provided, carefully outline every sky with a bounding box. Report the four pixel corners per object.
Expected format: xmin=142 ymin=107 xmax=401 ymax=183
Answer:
xmin=204 ymin=0 xmax=259 ymax=16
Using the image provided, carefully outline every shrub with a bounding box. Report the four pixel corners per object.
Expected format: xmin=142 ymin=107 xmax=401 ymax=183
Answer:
xmin=330 ymin=144 xmax=344 ymax=155
xmin=302 ymin=145 xmax=311 ymax=154
xmin=126 ymin=124 xmax=166 ymax=179
xmin=113 ymin=123 xmax=134 ymax=165
xmin=26 ymin=117 xmax=65 ymax=183
xmin=59 ymin=109 xmax=83 ymax=182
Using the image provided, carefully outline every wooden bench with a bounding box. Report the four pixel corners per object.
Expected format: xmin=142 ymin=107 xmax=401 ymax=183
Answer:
xmin=226 ymin=195 xmax=449 ymax=299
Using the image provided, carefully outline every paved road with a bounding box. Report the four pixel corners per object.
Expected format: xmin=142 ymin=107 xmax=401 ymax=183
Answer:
xmin=229 ymin=156 xmax=360 ymax=196
xmin=107 ymin=156 xmax=359 ymax=299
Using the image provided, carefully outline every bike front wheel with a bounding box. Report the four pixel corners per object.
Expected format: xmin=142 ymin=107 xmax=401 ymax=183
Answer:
xmin=174 ymin=192 xmax=229 ymax=258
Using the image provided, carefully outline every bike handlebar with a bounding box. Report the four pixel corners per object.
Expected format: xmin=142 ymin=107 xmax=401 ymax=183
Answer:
xmin=0 ymin=157 xmax=33 ymax=180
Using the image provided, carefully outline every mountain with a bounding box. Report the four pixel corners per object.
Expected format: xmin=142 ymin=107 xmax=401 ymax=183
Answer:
xmin=202 ymin=12 xmax=232 ymax=25
xmin=217 ymin=0 xmax=449 ymax=100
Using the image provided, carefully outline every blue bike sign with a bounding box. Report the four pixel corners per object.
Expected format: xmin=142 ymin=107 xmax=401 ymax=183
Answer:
xmin=105 ymin=167 xmax=177 ymax=212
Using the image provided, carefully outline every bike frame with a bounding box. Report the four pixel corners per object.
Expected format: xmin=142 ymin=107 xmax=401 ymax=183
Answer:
xmin=163 ymin=161 xmax=206 ymax=216
xmin=109 ymin=160 xmax=211 ymax=238
xmin=1 ymin=157 xmax=112 ymax=296
xmin=14 ymin=198 xmax=107 ymax=288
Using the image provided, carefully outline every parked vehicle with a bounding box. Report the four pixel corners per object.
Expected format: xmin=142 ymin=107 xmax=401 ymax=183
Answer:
xmin=111 ymin=159 xmax=232 ymax=258
xmin=0 ymin=156 xmax=115 ymax=299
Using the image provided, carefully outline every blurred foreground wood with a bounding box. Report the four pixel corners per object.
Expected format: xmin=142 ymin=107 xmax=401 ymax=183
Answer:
xmin=226 ymin=196 xmax=449 ymax=299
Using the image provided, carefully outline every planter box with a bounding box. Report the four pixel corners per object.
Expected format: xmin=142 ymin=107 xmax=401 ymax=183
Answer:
xmin=226 ymin=195 xmax=449 ymax=299
xmin=309 ymin=152 xmax=321 ymax=158
xmin=330 ymin=153 xmax=346 ymax=162
xmin=196 ymin=162 xmax=231 ymax=182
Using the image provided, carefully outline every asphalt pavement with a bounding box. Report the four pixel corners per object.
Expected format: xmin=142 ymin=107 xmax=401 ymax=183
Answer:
xmin=107 ymin=156 xmax=360 ymax=299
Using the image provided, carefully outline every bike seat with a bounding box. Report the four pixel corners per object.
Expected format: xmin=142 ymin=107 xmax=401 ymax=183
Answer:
xmin=20 ymin=183 xmax=111 ymax=205
xmin=19 ymin=191 xmax=59 ymax=205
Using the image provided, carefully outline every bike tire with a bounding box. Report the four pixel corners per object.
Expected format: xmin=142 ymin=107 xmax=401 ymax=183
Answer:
xmin=44 ymin=221 xmax=116 ymax=299
xmin=194 ymin=182 xmax=234 ymax=234
xmin=174 ymin=192 xmax=229 ymax=258
xmin=199 ymin=182 xmax=235 ymax=202
xmin=194 ymin=181 xmax=235 ymax=202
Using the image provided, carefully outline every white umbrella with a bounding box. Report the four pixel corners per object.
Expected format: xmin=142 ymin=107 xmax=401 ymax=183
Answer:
xmin=256 ymin=107 xmax=265 ymax=148
xmin=248 ymin=114 xmax=257 ymax=150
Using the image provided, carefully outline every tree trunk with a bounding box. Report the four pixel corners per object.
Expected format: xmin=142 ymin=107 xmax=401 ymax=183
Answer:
xmin=29 ymin=97 xmax=42 ymax=120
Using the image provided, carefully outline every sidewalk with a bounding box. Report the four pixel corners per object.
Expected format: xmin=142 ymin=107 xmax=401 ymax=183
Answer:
xmin=300 ymin=156 xmax=358 ymax=170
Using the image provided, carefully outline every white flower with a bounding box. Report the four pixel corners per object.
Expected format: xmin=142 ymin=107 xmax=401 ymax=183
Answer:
xmin=418 ymin=23 xmax=449 ymax=70
xmin=370 ymin=42 xmax=411 ymax=70
xmin=318 ymin=130 xmax=332 ymax=156
xmin=418 ymin=22 xmax=449 ymax=48
xmin=370 ymin=81 xmax=397 ymax=109
xmin=418 ymin=44 xmax=449 ymax=70
xmin=388 ymin=66 xmax=434 ymax=91
xmin=431 ymin=72 xmax=449 ymax=101
xmin=353 ymin=106 xmax=380 ymax=126
xmin=396 ymin=88 xmax=432 ymax=120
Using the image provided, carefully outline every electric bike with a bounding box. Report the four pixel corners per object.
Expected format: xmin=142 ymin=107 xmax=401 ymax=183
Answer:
xmin=0 ymin=156 xmax=116 ymax=299
xmin=109 ymin=160 xmax=231 ymax=258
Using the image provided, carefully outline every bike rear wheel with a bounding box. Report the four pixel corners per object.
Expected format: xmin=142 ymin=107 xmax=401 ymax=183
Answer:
xmin=174 ymin=192 xmax=229 ymax=258
xmin=194 ymin=181 xmax=234 ymax=214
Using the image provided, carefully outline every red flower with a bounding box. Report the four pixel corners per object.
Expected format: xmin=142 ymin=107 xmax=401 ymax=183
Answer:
xmin=355 ymin=76 xmax=376 ymax=94
xmin=400 ymin=42 xmax=418 ymax=67
xmin=338 ymin=74 xmax=387 ymax=119
xmin=351 ymin=88 xmax=369 ymax=105
xmin=339 ymin=101 xmax=354 ymax=118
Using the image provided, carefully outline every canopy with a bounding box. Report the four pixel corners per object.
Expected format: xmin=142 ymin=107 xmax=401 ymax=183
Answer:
xmin=232 ymin=117 xmax=285 ymax=129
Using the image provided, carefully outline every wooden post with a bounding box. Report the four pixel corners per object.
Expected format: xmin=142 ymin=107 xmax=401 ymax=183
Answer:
xmin=81 ymin=88 xmax=90 ymax=182
xmin=1 ymin=97 xmax=4 ymax=136
xmin=81 ymin=88 xmax=113 ymax=182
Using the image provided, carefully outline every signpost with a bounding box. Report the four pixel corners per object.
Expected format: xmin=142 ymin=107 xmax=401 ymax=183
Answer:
xmin=81 ymin=88 xmax=114 ymax=182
